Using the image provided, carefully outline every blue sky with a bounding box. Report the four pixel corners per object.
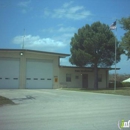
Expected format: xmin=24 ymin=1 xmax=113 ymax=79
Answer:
xmin=0 ymin=0 xmax=130 ymax=74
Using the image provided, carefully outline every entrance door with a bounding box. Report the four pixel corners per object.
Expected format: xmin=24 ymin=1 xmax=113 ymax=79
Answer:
xmin=82 ymin=74 xmax=88 ymax=88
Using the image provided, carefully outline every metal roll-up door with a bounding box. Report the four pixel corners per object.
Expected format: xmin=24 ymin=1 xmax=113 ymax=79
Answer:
xmin=26 ymin=59 xmax=53 ymax=89
xmin=0 ymin=58 xmax=20 ymax=89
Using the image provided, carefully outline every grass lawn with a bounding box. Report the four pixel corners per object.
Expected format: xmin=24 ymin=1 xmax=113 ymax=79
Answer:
xmin=61 ymin=87 xmax=130 ymax=96
xmin=0 ymin=96 xmax=15 ymax=106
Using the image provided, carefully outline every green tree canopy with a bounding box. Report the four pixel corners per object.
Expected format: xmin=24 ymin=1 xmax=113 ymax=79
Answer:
xmin=69 ymin=21 xmax=123 ymax=89
xmin=120 ymin=16 xmax=130 ymax=59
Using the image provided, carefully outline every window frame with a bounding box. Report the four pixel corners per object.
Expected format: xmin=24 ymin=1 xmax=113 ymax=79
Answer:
xmin=98 ymin=74 xmax=102 ymax=82
xmin=66 ymin=74 xmax=71 ymax=82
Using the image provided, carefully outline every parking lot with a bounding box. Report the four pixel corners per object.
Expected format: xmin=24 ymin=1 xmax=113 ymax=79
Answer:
xmin=0 ymin=89 xmax=130 ymax=130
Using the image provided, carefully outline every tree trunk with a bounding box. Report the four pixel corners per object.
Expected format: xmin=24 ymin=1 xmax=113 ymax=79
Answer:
xmin=94 ymin=64 xmax=98 ymax=90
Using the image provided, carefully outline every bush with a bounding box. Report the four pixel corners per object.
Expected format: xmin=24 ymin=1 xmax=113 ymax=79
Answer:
xmin=109 ymin=81 xmax=122 ymax=88
xmin=109 ymin=82 xmax=114 ymax=88
xmin=122 ymin=82 xmax=130 ymax=87
xmin=109 ymin=82 xmax=130 ymax=88
xmin=117 ymin=82 xmax=123 ymax=87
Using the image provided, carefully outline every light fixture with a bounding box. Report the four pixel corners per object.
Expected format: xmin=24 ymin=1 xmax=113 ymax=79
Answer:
xmin=20 ymin=52 xmax=23 ymax=56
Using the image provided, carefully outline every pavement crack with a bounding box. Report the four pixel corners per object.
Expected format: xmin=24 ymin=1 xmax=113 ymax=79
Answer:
xmin=11 ymin=95 xmax=35 ymax=101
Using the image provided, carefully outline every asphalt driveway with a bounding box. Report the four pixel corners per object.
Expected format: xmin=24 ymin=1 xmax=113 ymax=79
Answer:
xmin=0 ymin=89 xmax=130 ymax=130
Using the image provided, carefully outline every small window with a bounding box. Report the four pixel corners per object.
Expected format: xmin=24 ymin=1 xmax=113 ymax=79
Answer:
xmin=98 ymin=74 xmax=102 ymax=82
xmin=26 ymin=78 xmax=31 ymax=80
xmin=75 ymin=70 xmax=80 ymax=72
xmin=5 ymin=78 xmax=9 ymax=80
xmin=34 ymin=78 xmax=38 ymax=80
xmin=13 ymin=78 xmax=18 ymax=80
xmin=66 ymin=74 xmax=71 ymax=82
xmin=41 ymin=78 xmax=45 ymax=80
xmin=75 ymin=76 xmax=79 ymax=79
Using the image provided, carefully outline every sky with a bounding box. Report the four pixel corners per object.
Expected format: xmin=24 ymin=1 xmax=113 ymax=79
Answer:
xmin=0 ymin=0 xmax=130 ymax=74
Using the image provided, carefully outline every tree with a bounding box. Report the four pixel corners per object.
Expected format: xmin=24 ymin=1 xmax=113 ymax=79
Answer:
xmin=120 ymin=16 xmax=130 ymax=59
xmin=69 ymin=21 xmax=123 ymax=90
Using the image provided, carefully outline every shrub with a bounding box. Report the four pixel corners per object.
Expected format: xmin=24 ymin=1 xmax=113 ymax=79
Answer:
xmin=109 ymin=82 xmax=114 ymax=88
xmin=117 ymin=82 xmax=123 ymax=87
xmin=122 ymin=82 xmax=130 ymax=87
xmin=109 ymin=81 xmax=122 ymax=88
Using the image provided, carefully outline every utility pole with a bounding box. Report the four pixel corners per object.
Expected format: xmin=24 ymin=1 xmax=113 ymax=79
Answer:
xmin=22 ymin=29 xmax=25 ymax=49
xmin=114 ymin=26 xmax=117 ymax=91
xmin=110 ymin=20 xmax=117 ymax=91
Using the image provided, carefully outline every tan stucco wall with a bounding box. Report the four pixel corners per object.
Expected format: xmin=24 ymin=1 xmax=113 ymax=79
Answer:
xmin=0 ymin=50 xmax=60 ymax=89
xmin=59 ymin=67 xmax=108 ymax=89
xmin=0 ymin=50 xmax=109 ymax=89
xmin=98 ymin=69 xmax=108 ymax=89
xmin=59 ymin=67 xmax=82 ymax=88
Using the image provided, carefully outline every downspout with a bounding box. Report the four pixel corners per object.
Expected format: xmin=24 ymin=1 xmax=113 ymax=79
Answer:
xmin=94 ymin=63 xmax=98 ymax=90
xmin=58 ymin=56 xmax=60 ymax=88
xmin=106 ymin=70 xmax=108 ymax=88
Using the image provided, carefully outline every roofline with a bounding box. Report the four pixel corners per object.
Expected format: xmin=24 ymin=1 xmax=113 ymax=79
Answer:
xmin=59 ymin=65 xmax=120 ymax=70
xmin=0 ymin=48 xmax=70 ymax=58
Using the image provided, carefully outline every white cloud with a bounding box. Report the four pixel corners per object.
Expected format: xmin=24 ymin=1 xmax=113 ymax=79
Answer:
xmin=58 ymin=27 xmax=76 ymax=32
xmin=53 ymin=32 xmax=74 ymax=44
xmin=69 ymin=6 xmax=84 ymax=13
xmin=13 ymin=35 xmax=66 ymax=52
xmin=42 ymin=28 xmax=55 ymax=33
xmin=44 ymin=2 xmax=91 ymax=20
xmin=18 ymin=0 xmax=31 ymax=14
xmin=41 ymin=26 xmax=76 ymax=48
xmin=63 ymin=1 xmax=73 ymax=8
xmin=43 ymin=8 xmax=50 ymax=16
xmin=42 ymin=27 xmax=77 ymax=33
xmin=18 ymin=0 xmax=31 ymax=7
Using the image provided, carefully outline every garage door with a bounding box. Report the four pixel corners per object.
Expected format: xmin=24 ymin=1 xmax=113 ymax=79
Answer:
xmin=26 ymin=59 xmax=53 ymax=89
xmin=0 ymin=58 xmax=20 ymax=89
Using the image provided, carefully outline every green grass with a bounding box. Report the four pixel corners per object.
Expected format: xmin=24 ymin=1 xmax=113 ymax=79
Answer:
xmin=0 ymin=96 xmax=15 ymax=106
xmin=61 ymin=87 xmax=130 ymax=96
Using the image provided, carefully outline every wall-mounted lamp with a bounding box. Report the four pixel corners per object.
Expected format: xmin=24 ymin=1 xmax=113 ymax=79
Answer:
xmin=20 ymin=52 xmax=23 ymax=56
